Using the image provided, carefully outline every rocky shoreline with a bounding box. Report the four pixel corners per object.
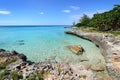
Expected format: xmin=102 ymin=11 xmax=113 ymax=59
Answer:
xmin=0 ymin=48 xmax=111 ymax=80
xmin=65 ymin=30 xmax=120 ymax=80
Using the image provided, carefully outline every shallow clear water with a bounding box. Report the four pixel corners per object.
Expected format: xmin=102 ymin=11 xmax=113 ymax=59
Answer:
xmin=0 ymin=26 xmax=105 ymax=64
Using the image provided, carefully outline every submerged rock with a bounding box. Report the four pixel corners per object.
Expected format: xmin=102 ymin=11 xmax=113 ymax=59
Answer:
xmin=18 ymin=43 xmax=25 ymax=45
xmin=46 ymin=55 xmax=56 ymax=61
xmin=67 ymin=45 xmax=84 ymax=55
xmin=78 ymin=55 xmax=89 ymax=62
xmin=17 ymin=40 xmax=24 ymax=42
xmin=0 ymin=49 xmax=5 ymax=52
xmin=11 ymin=50 xmax=19 ymax=55
xmin=15 ymin=40 xmax=25 ymax=46
xmin=91 ymin=64 xmax=105 ymax=71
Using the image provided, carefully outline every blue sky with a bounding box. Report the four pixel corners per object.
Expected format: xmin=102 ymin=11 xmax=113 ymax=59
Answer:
xmin=0 ymin=0 xmax=120 ymax=25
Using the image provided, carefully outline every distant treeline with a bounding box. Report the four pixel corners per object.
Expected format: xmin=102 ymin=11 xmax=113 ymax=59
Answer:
xmin=75 ymin=4 xmax=120 ymax=31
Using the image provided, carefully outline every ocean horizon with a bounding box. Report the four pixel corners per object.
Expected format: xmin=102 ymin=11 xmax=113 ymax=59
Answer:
xmin=0 ymin=25 xmax=71 ymax=27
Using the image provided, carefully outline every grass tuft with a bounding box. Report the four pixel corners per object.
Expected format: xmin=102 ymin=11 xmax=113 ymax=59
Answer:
xmin=0 ymin=58 xmax=17 ymax=70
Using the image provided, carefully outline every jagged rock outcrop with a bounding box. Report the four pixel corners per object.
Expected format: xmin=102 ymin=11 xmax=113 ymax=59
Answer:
xmin=0 ymin=49 xmax=27 ymax=61
xmin=65 ymin=30 xmax=120 ymax=80
xmin=0 ymin=49 xmax=104 ymax=80
xmin=67 ymin=45 xmax=84 ymax=55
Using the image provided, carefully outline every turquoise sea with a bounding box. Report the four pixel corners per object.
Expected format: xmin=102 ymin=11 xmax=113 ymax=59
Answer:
xmin=0 ymin=25 xmax=105 ymax=64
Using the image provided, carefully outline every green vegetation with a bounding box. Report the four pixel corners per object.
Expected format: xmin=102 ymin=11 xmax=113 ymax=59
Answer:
xmin=27 ymin=71 xmax=45 ymax=80
xmin=36 ymin=71 xmax=44 ymax=80
xmin=0 ymin=70 xmax=22 ymax=80
xmin=76 ymin=14 xmax=90 ymax=27
xmin=82 ymin=28 xmax=120 ymax=36
xmin=0 ymin=58 xmax=17 ymax=70
xmin=27 ymin=75 xmax=36 ymax=80
xmin=0 ymin=71 xmax=7 ymax=80
xmin=57 ymin=67 xmax=62 ymax=75
xmin=105 ymin=31 xmax=120 ymax=36
xmin=75 ymin=4 xmax=120 ymax=32
xmin=10 ymin=71 xmax=23 ymax=80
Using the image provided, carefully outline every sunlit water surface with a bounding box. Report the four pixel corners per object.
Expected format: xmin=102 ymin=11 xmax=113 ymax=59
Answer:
xmin=0 ymin=26 xmax=105 ymax=64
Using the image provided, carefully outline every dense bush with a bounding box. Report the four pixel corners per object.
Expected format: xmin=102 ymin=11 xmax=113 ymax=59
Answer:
xmin=10 ymin=71 xmax=23 ymax=80
xmin=76 ymin=14 xmax=90 ymax=27
xmin=75 ymin=5 xmax=120 ymax=31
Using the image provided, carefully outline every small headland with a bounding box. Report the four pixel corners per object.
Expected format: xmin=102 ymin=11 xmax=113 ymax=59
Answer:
xmin=65 ymin=30 xmax=120 ymax=80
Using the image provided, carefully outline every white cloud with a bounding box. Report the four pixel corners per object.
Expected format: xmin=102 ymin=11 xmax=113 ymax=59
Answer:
xmin=40 ymin=12 xmax=44 ymax=15
xmin=0 ymin=10 xmax=11 ymax=15
xmin=62 ymin=10 xmax=71 ymax=13
xmin=70 ymin=6 xmax=80 ymax=10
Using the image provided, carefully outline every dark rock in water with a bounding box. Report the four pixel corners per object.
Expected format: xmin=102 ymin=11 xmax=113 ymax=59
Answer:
xmin=18 ymin=54 xmax=27 ymax=61
xmin=91 ymin=64 xmax=105 ymax=71
xmin=0 ymin=49 xmax=5 ymax=52
xmin=27 ymin=60 xmax=34 ymax=64
xmin=11 ymin=50 xmax=19 ymax=55
xmin=15 ymin=40 xmax=25 ymax=45
xmin=17 ymin=40 xmax=24 ymax=42
xmin=95 ymin=44 xmax=99 ymax=48
xmin=18 ymin=43 xmax=25 ymax=45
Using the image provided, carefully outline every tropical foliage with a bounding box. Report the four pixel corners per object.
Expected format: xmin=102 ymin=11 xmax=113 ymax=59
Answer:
xmin=75 ymin=5 xmax=120 ymax=31
xmin=76 ymin=14 xmax=90 ymax=27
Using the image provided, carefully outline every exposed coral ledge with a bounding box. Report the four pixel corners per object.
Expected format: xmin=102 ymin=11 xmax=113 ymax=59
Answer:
xmin=65 ymin=30 xmax=120 ymax=80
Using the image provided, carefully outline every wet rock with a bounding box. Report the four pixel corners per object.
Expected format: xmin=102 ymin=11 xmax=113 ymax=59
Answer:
xmin=15 ymin=40 xmax=25 ymax=46
xmin=0 ymin=49 xmax=5 ymax=52
xmin=18 ymin=54 xmax=27 ymax=61
xmin=78 ymin=55 xmax=89 ymax=62
xmin=67 ymin=45 xmax=84 ymax=55
xmin=11 ymin=50 xmax=19 ymax=55
xmin=17 ymin=40 xmax=24 ymax=42
xmin=18 ymin=43 xmax=25 ymax=45
xmin=91 ymin=64 xmax=105 ymax=71
xmin=83 ymin=63 xmax=91 ymax=70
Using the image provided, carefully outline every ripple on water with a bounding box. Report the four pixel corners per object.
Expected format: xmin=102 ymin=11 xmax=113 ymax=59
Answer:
xmin=0 ymin=26 xmax=105 ymax=65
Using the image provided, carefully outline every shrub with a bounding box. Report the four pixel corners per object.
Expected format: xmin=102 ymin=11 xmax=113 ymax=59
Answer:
xmin=10 ymin=71 xmax=23 ymax=80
